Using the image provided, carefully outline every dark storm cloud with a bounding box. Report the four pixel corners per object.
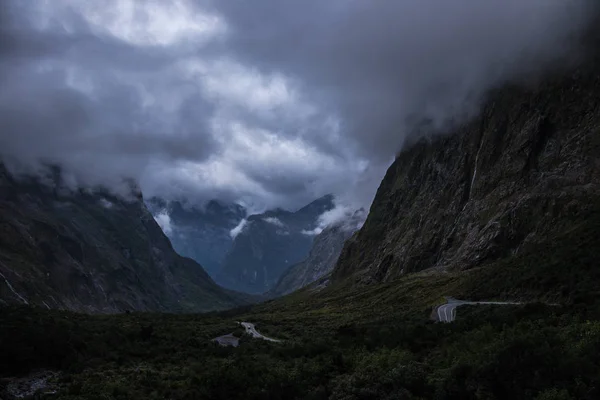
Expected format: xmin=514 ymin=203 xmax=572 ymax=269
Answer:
xmin=215 ymin=0 xmax=597 ymax=161
xmin=0 ymin=0 xmax=217 ymax=194
xmin=0 ymin=0 xmax=597 ymax=211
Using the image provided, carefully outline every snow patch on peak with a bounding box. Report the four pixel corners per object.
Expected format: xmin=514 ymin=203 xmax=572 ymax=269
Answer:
xmin=262 ymin=217 xmax=285 ymax=227
xmin=230 ymin=218 xmax=248 ymax=239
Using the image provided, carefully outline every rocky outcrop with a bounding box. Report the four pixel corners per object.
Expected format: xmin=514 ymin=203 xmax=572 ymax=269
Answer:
xmin=271 ymin=210 xmax=364 ymax=296
xmin=147 ymin=198 xmax=245 ymax=278
xmin=0 ymin=168 xmax=252 ymax=313
xmin=217 ymin=195 xmax=334 ymax=294
xmin=333 ymin=52 xmax=600 ymax=284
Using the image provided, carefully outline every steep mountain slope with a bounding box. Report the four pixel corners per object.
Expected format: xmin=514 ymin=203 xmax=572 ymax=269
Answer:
xmin=216 ymin=195 xmax=334 ymax=294
xmin=334 ymin=52 xmax=600 ymax=284
xmin=270 ymin=210 xmax=365 ymax=296
xmin=0 ymin=168 xmax=252 ymax=313
xmin=147 ymin=198 xmax=245 ymax=278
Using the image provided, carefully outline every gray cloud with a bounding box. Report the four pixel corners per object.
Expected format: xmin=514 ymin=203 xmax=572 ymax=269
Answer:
xmin=0 ymin=0 xmax=218 ymax=195
xmin=0 ymin=0 xmax=597 ymax=211
xmin=216 ymin=0 xmax=596 ymax=159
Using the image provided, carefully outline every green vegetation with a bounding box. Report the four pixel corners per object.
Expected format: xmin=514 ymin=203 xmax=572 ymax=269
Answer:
xmin=2 ymin=300 xmax=600 ymax=399
xmin=2 ymin=206 xmax=600 ymax=399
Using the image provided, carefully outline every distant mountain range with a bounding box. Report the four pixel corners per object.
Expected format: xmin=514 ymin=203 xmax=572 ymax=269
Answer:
xmin=146 ymin=198 xmax=246 ymax=278
xmin=215 ymin=195 xmax=335 ymax=294
xmin=270 ymin=209 xmax=365 ymax=296
xmin=0 ymin=163 xmax=344 ymax=311
xmin=147 ymin=194 xmax=346 ymax=295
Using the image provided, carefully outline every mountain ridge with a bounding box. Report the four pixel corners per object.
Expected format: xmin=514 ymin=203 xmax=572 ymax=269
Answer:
xmin=216 ymin=194 xmax=335 ymax=294
xmin=333 ymin=50 xmax=600 ymax=285
xmin=270 ymin=208 xmax=365 ymax=296
xmin=146 ymin=197 xmax=246 ymax=278
xmin=0 ymin=167 xmax=253 ymax=313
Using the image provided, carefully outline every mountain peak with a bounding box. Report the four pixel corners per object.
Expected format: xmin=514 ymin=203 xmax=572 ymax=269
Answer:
xmin=0 ymin=170 xmax=251 ymax=312
xmin=216 ymin=195 xmax=336 ymax=294
xmin=295 ymin=194 xmax=335 ymax=216
xmin=333 ymin=52 xmax=600 ymax=284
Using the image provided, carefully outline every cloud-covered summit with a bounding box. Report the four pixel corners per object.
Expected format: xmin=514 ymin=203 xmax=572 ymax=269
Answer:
xmin=1 ymin=0 xmax=596 ymax=211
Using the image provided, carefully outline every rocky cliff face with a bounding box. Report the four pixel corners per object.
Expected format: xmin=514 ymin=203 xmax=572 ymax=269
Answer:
xmin=334 ymin=53 xmax=600 ymax=284
xmin=147 ymin=198 xmax=245 ymax=278
xmin=271 ymin=210 xmax=365 ymax=296
xmin=0 ymin=169 xmax=251 ymax=313
xmin=217 ymin=195 xmax=334 ymax=294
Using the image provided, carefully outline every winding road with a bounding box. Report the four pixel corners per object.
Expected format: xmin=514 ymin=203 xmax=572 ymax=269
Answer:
xmin=240 ymin=322 xmax=281 ymax=342
xmin=435 ymin=297 xmax=521 ymax=322
xmin=213 ymin=322 xmax=281 ymax=347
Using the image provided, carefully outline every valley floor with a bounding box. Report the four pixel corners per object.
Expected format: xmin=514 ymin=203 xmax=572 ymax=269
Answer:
xmin=1 ymin=277 xmax=600 ymax=399
xmin=2 ymin=212 xmax=600 ymax=399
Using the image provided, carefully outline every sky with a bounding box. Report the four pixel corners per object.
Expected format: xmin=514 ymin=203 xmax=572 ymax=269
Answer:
xmin=0 ymin=0 xmax=596 ymax=214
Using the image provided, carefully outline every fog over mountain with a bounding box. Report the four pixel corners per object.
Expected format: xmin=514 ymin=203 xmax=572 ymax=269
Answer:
xmin=0 ymin=0 xmax=596 ymax=212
